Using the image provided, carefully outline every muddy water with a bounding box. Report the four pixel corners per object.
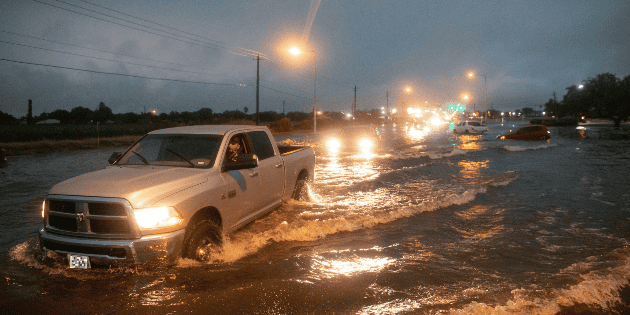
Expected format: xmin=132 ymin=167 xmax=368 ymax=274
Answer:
xmin=1 ymin=122 xmax=629 ymax=314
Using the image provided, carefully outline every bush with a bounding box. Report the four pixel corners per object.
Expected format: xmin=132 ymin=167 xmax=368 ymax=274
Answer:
xmin=223 ymin=119 xmax=255 ymax=126
xmin=269 ymin=117 xmax=293 ymax=133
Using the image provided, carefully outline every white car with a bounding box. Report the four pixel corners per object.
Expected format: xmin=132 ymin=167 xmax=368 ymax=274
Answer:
xmin=453 ymin=121 xmax=488 ymax=134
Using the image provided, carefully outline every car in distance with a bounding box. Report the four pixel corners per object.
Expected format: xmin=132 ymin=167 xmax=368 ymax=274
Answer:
xmin=325 ymin=125 xmax=381 ymax=155
xmin=453 ymin=121 xmax=488 ymax=134
xmin=38 ymin=125 xmax=315 ymax=267
xmin=497 ymin=125 xmax=550 ymax=140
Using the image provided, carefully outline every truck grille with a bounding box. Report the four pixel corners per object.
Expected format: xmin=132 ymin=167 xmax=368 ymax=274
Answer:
xmin=46 ymin=196 xmax=138 ymax=239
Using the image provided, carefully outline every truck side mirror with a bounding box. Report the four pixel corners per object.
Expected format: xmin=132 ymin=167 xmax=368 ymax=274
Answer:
xmin=223 ymin=154 xmax=258 ymax=172
xmin=108 ymin=152 xmax=122 ymax=164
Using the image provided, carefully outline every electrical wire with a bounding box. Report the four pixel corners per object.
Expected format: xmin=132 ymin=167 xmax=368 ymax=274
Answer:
xmin=0 ymin=39 xmax=242 ymax=79
xmin=37 ymin=0 xmax=355 ymax=91
xmin=31 ymin=0 xmax=261 ymax=59
xmin=0 ymin=58 xmax=245 ymax=86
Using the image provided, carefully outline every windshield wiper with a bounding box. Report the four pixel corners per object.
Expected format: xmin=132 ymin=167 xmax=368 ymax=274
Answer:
xmin=166 ymin=148 xmax=194 ymax=167
xmin=131 ymin=150 xmax=150 ymax=165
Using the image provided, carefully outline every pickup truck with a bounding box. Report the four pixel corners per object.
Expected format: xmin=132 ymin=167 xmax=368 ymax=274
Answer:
xmin=38 ymin=125 xmax=315 ymax=267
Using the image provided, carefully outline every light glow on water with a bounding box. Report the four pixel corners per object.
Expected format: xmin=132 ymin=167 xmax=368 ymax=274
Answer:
xmin=309 ymin=255 xmax=397 ymax=279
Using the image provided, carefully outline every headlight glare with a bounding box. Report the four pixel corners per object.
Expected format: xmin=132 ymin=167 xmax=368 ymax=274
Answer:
xmin=358 ymin=138 xmax=373 ymax=149
xmin=134 ymin=206 xmax=183 ymax=230
xmin=327 ymin=138 xmax=341 ymax=152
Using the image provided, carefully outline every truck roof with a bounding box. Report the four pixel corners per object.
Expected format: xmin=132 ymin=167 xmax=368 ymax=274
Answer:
xmin=148 ymin=125 xmax=268 ymax=136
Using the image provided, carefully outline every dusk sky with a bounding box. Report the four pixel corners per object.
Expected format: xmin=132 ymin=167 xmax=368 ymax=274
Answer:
xmin=1 ymin=0 xmax=629 ymax=119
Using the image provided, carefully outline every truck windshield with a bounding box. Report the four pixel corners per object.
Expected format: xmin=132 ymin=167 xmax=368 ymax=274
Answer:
xmin=117 ymin=134 xmax=223 ymax=168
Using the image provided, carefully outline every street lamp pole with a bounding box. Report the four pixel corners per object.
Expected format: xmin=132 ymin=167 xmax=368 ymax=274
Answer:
xmin=254 ymin=54 xmax=261 ymax=125
xmin=287 ymin=46 xmax=317 ymax=132
xmin=468 ymin=72 xmax=489 ymax=120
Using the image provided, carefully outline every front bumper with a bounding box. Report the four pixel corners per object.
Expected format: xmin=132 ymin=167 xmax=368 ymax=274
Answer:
xmin=39 ymin=226 xmax=185 ymax=266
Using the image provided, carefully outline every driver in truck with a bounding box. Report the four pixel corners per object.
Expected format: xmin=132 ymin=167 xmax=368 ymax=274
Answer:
xmin=226 ymin=136 xmax=245 ymax=162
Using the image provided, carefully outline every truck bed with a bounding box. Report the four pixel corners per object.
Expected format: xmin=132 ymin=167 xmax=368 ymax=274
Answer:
xmin=278 ymin=145 xmax=310 ymax=155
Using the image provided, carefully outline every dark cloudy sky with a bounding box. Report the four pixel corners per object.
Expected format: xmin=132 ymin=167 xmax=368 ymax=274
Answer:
xmin=1 ymin=0 xmax=629 ymax=118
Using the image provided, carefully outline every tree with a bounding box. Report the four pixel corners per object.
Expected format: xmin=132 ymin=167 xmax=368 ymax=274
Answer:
xmin=195 ymin=108 xmax=213 ymax=122
xmin=243 ymin=107 xmax=249 ymax=114
xmin=49 ymin=109 xmax=72 ymax=124
xmin=70 ymin=106 xmax=94 ymax=124
xmin=93 ymin=102 xmax=113 ymax=123
xmin=544 ymin=98 xmax=560 ymax=116
xmin=0 ymin=110 xmax=17 ymax=125
xmin=561 ymin=73 xmax=629 ymax=127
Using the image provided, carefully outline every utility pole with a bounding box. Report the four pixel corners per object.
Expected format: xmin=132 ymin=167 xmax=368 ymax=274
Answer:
xmin=254 ymin=54 xmax=261 ymax=125
xmin=282 ymin=101 xmax=285 ymax=115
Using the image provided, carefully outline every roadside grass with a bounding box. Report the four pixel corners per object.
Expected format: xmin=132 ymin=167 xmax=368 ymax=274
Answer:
xmin=1 ymin=135 xmax=140 ymax=156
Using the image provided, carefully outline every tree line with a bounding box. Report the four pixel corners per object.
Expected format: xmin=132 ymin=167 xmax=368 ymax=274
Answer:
xmin=0 ymin=101 xmax=317 ymax=125
xmin=544 ymin=72 xmax=630 ymax=127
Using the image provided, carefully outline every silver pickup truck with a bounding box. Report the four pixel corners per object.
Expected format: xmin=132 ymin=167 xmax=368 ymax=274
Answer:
xmin=38 ymin=125 xmax=315 ymax=267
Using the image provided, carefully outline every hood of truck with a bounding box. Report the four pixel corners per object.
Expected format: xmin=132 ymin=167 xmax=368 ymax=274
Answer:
xmin=49 ymin=165 xmax=208 ymax=208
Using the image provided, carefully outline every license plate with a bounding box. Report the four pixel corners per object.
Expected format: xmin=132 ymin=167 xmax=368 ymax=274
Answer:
xmin=68 ymin=254 xmax=91 ymax=269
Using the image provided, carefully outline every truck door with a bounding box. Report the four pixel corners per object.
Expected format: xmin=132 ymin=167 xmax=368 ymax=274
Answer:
xmin=247 ymin=131 xmax=284 ymax=209
xmin=220 ymin=133 xmax=261 ymax=223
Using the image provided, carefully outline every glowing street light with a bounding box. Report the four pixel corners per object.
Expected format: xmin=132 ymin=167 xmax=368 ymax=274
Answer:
xmin=287 ymin=45 xmax=318 ymax=132
xmin=288 ymin=46 xmax=302 ymax=56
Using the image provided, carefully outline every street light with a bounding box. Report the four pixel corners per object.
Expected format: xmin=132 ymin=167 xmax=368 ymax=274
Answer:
xmin=468 ymin=72 xmax=490 ymax=121
xmin=288 ymin=45 xmax=318 ymax=133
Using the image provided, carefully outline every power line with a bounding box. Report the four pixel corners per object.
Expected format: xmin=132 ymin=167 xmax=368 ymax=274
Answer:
xmin=0 ymin=58 xmax=245 ymax=86
xmin=0 ymin=30 xmax=219 ymax=72
xmin=30 ymin=0 xmax=262 ymax=59
xmin=28 ymin=0 xmax=355 ymax=94
xmin=67 ymin=0 xmax=353 ymax=88
xmin=0 ymin=39 xmax=241 ymax=79
xmin=8 ymin=1 xmax=359 ymax=110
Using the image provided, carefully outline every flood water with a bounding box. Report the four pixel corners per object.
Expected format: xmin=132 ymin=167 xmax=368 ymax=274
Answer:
xmin=1 ymin=121 xmax=629 ymax=314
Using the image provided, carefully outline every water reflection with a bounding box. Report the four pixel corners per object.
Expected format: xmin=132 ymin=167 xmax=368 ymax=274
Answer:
xmin=454 ymin=204 xmax=505 ymax=240
xmin=458 ymin=160 xmax=489 ymax=180
xmin=310 ymin=254 xmax=396 ymax=279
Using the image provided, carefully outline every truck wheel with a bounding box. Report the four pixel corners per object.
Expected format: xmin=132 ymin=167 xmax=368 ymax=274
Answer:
xmin=464 ymin=130 xmax=469 ymax=134
xmin=182 ymin=220 xmax=222 ymax=261
xmin=292 ymin=177 xmax=310 ymax=201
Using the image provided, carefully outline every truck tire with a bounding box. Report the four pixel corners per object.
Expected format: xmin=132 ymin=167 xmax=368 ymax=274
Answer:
xmin=292 ymin=177 xmax=310 ymax=201
xmin=464 ymin=130 xmax=469 ymax=134
xmin=182 ymin=220 xmax=222 ymax=261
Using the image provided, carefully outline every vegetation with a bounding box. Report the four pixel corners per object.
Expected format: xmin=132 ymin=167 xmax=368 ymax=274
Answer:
xmin=0 ymin=100 xmax=387 ymax=155
xmin=544 ymin=72 xmax=630 ymax=127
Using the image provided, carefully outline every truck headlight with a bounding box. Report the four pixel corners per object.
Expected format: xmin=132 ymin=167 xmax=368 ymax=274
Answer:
xmin=134 ymin=206 xmax=183 ymax=230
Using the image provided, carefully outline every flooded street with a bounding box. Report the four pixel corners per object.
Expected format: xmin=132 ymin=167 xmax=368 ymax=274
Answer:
xmin=2 ymin=122 xmax=630 ymax=314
